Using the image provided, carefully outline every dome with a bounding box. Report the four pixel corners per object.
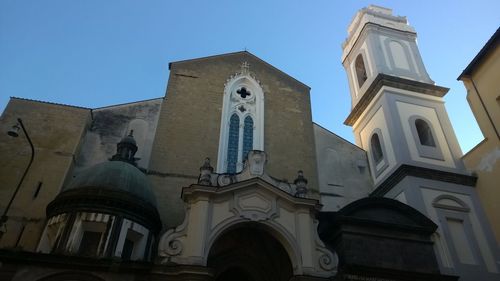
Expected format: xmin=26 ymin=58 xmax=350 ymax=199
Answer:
xmin=46 ymin=131 xmax=161 ymax=233
xmin=65 ymin=161 xmax=156 ymax=207
xmin=47 ymin=160 xmax=161 ymax=232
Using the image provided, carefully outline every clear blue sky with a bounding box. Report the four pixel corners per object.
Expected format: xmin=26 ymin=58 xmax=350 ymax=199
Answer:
xmin=1 ymin=0 xmax=499 ymax=153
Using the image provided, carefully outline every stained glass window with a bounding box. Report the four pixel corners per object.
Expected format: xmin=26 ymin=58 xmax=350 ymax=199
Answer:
xmin=226 ymin=114 xmax=240 ymax=174
xmin=242 ymin=116 xmax=254 ymax=161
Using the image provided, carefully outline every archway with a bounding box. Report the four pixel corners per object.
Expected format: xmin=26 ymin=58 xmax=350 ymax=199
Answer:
xmin=208 ymin=223 xmax=293 ymax=281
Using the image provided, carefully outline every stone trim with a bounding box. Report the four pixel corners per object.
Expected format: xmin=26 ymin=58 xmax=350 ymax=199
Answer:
xmin=344 ymin=74 xmax=449 ymax=126
xmin=370 ymin=164 xmax=477 ymax=197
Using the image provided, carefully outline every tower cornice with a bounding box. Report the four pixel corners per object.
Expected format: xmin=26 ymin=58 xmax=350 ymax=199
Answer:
xmin=344 ymin=74 xmax=449 ymax=126
xmin=369 ymin=164 xmax=477 ymax=197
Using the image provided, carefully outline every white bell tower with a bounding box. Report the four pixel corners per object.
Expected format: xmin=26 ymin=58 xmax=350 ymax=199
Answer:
xmin=342 ymin=5 xmax=466 ymax=186
xmin=341 ymin=6 xmax=500 ymax=280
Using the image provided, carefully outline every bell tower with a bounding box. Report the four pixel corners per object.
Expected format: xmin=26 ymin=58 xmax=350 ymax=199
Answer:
xmin=342 ymin=5 xmax=467 ymax=186
xmin=341 ymin=6 xmax=500 ymax=280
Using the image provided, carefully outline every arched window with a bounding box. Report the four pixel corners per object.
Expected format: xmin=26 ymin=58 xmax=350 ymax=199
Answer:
xmin=355 ymin=54 xmax=368 ymax=88
xmin=242 ymin=116 xmax=254 ymax=161
xmin=217 ymin=63 xmax=264 ymax=173
xmin=415 ymin=119 xmax=436 ymax=147
xmin=226 ymin=114 xmax=240 ymax=174
xmin=371 ymin=133 xmax=383 ymax=164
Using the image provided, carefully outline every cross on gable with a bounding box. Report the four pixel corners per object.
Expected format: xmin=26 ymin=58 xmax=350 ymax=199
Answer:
xmin=237 ymin=87 xmax=251 ymax=98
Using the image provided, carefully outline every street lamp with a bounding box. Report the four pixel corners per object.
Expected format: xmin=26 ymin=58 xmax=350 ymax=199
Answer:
xmin=0 ymin=118 xmax=35 ymax=235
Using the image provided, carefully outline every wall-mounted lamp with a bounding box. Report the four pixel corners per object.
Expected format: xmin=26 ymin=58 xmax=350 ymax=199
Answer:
xmin=1 ymin=118 xmax=35 ymax=237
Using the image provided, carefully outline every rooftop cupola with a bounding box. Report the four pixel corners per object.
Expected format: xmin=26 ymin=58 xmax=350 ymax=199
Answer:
xmin=110 ymin=130 xmax=139 ymax=165
xmin=38 ymin=131 xmax=161 ymax=261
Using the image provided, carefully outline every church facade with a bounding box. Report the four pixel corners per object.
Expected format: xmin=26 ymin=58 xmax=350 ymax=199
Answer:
xmin=0 ymin=6 xmax=498 ymax=281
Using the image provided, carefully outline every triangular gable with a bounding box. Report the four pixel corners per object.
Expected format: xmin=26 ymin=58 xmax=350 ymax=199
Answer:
xmin=168 ymin=51 xmax=310 ymax=90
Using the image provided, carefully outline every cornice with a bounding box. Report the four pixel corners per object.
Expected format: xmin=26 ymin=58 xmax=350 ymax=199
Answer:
xmin=344 ymin=74 xmax=449 ymax=126
xmin=370 ymin=164 xmax=477 ymax=197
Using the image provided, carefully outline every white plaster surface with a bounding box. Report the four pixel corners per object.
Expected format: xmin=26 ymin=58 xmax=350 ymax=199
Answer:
xmin=359 ymin=106 xmax=396 ymax=183
xmin=420 ymin=187 xmax=498 ymax=273
xmin=396 ymin=101 xmax=456 ymax=168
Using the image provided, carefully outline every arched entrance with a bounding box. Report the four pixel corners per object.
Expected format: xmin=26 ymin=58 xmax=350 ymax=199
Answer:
xmin=208 ymin=223 xmax=293 ymax=281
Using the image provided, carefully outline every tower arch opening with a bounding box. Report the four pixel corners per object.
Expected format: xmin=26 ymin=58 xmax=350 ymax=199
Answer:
xmin=415 ymin=118 xmax=436 ymax=147
xmin=355 ymin=54 xmax=368 ymax=88
xmin=370 ymin=133 xmax=384 ymax=164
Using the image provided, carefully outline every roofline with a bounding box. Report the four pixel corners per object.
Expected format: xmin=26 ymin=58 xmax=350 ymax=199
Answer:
xmin=92 ymin=97 xmax=163 ymax=110
xmin=10 ymin=96 xmax=164 ymax=112
xmin=458 ymin=27 xmax=500 ymax=80
xmin=312 ymin=122 xmax=365 ymax=151
xmin=10 ymin=97 xmax=91 ymax=111
xmin=168 ymin=50 xmax=311 ymax=90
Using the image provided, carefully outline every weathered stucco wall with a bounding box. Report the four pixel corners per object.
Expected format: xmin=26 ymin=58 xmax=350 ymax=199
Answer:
xmin=461 ymin=43 xmax=500 ymax=245
xmin=313 ymin=123 xmax=373 ymax=211
xmin=0 ymin=98 xmax=90 ymax=250
xmin=74 ymin=98 xmax=162 ymax=172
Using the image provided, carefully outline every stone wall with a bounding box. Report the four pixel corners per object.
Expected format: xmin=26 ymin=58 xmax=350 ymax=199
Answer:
xmin=148 ymin=52 xmax=319 ymax=228
xmin=0 ymin=98 xmax=90 ymax=250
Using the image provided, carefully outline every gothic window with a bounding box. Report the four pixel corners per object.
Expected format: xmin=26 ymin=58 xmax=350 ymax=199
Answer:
xmin=371 ymin=133 xmax=383 ymax=164
xmin=226 ymin=114 xmax=240 ymax=174
xmin=242 ymin=116 xmax=254 ymax=161
xmin=415 ymin=119 xmax=436 ymax=147
xmin=355 ymin=54 xmax=368 ymax=88
xmin=217 ymin=63 xmax=264 ymax=173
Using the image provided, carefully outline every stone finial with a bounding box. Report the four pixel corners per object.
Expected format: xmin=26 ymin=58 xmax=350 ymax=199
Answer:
xmin=198 ymin=157 xmax=214 ymax=186
xmin=294 ymin=170 xmax=308 ymax=198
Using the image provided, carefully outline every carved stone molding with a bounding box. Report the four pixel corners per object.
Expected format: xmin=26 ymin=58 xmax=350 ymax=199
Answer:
xmin=158 ymin=177 xmax=337 ymax=278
